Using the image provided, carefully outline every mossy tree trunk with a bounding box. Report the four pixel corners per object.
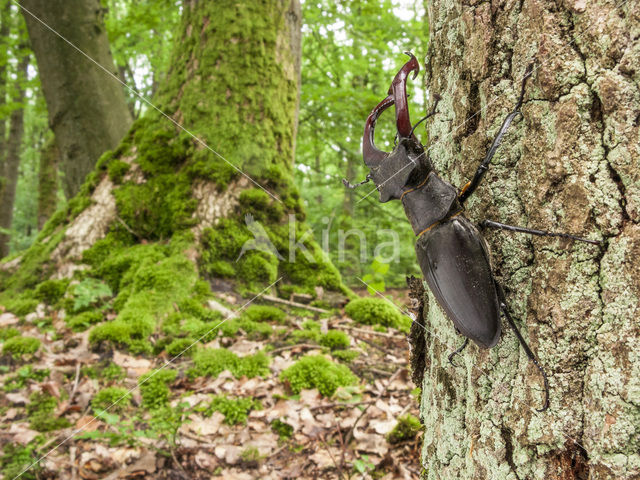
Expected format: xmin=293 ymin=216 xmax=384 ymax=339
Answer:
xmin=417 ymin=1 xmax=639 ymax=478
xmin=37 ymin=137 xmax=59 ymax=229
xmin=0 ymin=0 xmax=345 ymax=350
xmin=21 ymin=0 xmax=133 ymax=198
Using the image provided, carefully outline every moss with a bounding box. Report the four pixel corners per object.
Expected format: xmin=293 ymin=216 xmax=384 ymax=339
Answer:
xmin=271 ymin=418 xmax=294 ymax=439
xmin=102 ymin=362 xmax=125 ymax=381
xmin=107 ymin=159 xmax=131 ymax=183
xmin=165 ymin=337 xmax=195 ymax=357
xmin=114 ymin=174 xmax=196 ymax=240
xmin=66 ymin=311 xmax=103 ymax=332
xmin=201 ymin=395 xmax=262 ymax=425
xmin=240 ymin=446 xmax=262 ymax=467
xmin=0 ymin=444 xmax=39 ymax=480
xmin=2 ymin=295 xmax=38 ymax=316
xmin=280 ymin=355 xmax=358 ymax=397
xmin=67 ymin=196 xmax=92 ymax=218
xmin=345 ymin=297 xmax=410 ymax=331
xmin=3 ymin=336 xmax=41 ymax=359
xmin=34 ymin=279 xmax=70 ymax=305
xmin=331 ymin=349 xmax=360 ymax=363
xmin=27 ymin=392 xmax=70 ymax=432
xmin=190 ymin=348 xmax=270 ymax=379
xmin=0 ymin=327 xmax=20 ymax=341
xmin=139 ymin=369 xmax=177 ymax=410
xmin=243 ymin=305 xmax=286 ymax=324
xmin=4 ymin=366 xmax=50 ymax=391
xmin=92 ymin=387 xmax=131 ymax=413
xmin=386 ymin=414 xmax=422 ymax=444
xmin=238 ymin=188 xmax=284 ymax=222
xmin=319 ymin=330 xmax=350 ymax=350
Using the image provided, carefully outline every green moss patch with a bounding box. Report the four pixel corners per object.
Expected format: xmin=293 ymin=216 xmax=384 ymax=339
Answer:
xmin=319 ymin=330 xmax=350 ymax=350
xmin=3 ymin=336 xmax=41 ymax=359
xmin=386 ymin=414 xmax=422 ymax=444
xmin=280 ymin=355 xmax=358 ymax=397
xmin=139 ymin=369 xmax=178 ymax=410
xmin=345 ymin=297 xmax=410 ymax=331
xmin=66 ymin=311 xmax=103 ymax=332
xmin=200 ymin=395 xmax=262 ymax=425
xmin=27 ymin=392 xmax=71 ymax=432
xmin=92 ymin=387 xmax=131 ymax=413
xmin=190 ymin=348 xmax=270 ymax=379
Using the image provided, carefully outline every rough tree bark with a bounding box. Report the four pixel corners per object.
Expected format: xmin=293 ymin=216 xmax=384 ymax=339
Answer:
xmin=37 ymin=137 xmax=59 ymax=229
xmin=416 ymin=1 xmax=639 ymax=478
xmin=0 ymin=55 xmax=28 ymax=257
xmin=21 ymin=0 xmax=132 ymax=198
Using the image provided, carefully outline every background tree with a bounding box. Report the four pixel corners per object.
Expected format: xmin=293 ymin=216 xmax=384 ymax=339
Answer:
xmin=21 ymin=0 xmax=133 ymax=197
xmin=417 ymin=0 xmax=639 ymax=478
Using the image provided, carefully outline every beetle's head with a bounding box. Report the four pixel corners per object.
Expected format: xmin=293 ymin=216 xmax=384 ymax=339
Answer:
xmin=362 ymin=52 xmax=433 ymax=202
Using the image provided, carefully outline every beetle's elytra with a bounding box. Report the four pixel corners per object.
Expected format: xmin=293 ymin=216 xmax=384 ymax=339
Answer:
xmin=345 ymin=52 xmax=600 ymax=412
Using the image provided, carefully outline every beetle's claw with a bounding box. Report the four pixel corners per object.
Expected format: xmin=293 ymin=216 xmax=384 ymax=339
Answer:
xmin=362 ymin=52 xmax=421 ymax=168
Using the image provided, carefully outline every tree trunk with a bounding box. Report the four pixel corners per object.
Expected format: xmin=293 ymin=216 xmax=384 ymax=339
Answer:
xmin=416 ymin=1 xmax=639 ymax=478
xmin=1 ymin=0 xmax=345 ymax=321
xmin=37 ymin=136 xmax=59 ymax=229
xmin=21 ymin=0 xmax=132 ymax=198
xmin=0 ymin=55 xmax=28 ymax=257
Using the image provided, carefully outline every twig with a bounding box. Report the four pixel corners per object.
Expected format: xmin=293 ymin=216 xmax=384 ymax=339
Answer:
xmin=68 ymin=362 xmax=81 ymax=405
xmin=309 ymin=399 xmax=375 ymax=411
xmin=261 ymin=294 xmax=330 ymax=313
xmin=115 ymin=215 xmax=141 ymax=239
xmin=339 ymin=325 xmax=401 ymax=338
xmin=269 ymin=343 xmax=321 ymax=354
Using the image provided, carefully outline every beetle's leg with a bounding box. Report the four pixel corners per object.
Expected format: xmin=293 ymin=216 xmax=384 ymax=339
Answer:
xmin=495 ymin=282 xmax=550 ymax=412
xmin=480 ymin=220 xmax=600 ymax=245
xmin=342 ymin=174 xmax=371 ymax=189
xmin=447 ymin=337 xmax=469 ymax=367
xmin=458 ymin=63 xmax=534 ymax=203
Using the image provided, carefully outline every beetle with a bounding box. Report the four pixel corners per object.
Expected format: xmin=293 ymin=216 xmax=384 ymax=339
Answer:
xmin=344 ymin=52 xmax=599 ymax=412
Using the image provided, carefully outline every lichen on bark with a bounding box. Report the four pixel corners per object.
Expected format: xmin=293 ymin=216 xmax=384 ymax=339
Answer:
xmin=418 ymin=1 xmax=639 ymax=478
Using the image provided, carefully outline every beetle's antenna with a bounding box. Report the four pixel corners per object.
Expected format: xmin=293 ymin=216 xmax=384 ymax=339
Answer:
xmin=448 ymin=337 xmax=470 ymax=367
xmin=409 ymin=94 xmax=442 ymax=138
xmin=496 ymin=282 xmax=550 ymax=412
xmin=342 ymin=174 xmax=371 ymax=189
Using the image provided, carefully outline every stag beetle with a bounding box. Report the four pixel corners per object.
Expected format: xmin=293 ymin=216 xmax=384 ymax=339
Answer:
xmin=345 ymin=52 xmax=599 ymax=412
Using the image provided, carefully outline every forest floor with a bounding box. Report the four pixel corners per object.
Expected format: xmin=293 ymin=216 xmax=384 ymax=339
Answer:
xmin=0 ymin=288 xmax=424 ymax=480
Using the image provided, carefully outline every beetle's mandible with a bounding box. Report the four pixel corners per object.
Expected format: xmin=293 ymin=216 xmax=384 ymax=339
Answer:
xmin=345 ymin=52 xmax=600 ymax=412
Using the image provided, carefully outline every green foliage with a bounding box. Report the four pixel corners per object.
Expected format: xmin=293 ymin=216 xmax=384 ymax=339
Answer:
xmin=102 ymin=362 xmax=125 ymax=381
xmin=243 ymin=305 xmax=286 ymax=324
xmin=271 ymin=418 xmax=294 ymax=440
xmin=34 ymin=279 xmax=70 ymax=305
xmin=2 ymin=336 xmax=40 ymax=358
xmin=2 ymin=295 xmax=38 ymax=316
xmin=240 ymin=446 xmax=262 ymax=466
xmin=92 ymin=387 xmax=131 ymax=413
xmin=165 ymin=337 xmax=195 ymax=357
xmin=0 ymin=327 xmax=20 ymax=341
xmin=4 ymin=365 xmax=50 ymax=391
xmin=190 ymin=348 xmax=270 ymax=379
xmin=362 ymin=256 xmax=389 ymax=294
xmin=331 ymin=349 xmax=360 ymax=363
xmin=296 ymin=1 xmax=426 ymax=287
xmin=319 ymin=330 xmax=350 ymax=350
xmin=280 ymin=355 xmax=358 ymax=397
xmin=71 ymin=278 xmax=112 ymax=312
xmin=66 ymin=311 xmax=103 ymax=331
xmin=0 ymin=444 xmax=39 ymax=480
xmin=138 ymin=369 xmax=177 ymax=410
xmin=202 ymin=395 xmax=262 ymax=425
xmin=27 ymin=392 xmax=71 ymax=432
xmin=345 ymin=297 xmax=410 ymax=331
xmin=386 ymin=414 xmax=422 ymax=444
xmin=107 ymin=159 xmax=131 ymax=183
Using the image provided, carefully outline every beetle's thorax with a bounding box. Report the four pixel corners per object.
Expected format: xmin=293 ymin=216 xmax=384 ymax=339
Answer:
xmin=369 ymin=137 xmax=462 ymax=235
